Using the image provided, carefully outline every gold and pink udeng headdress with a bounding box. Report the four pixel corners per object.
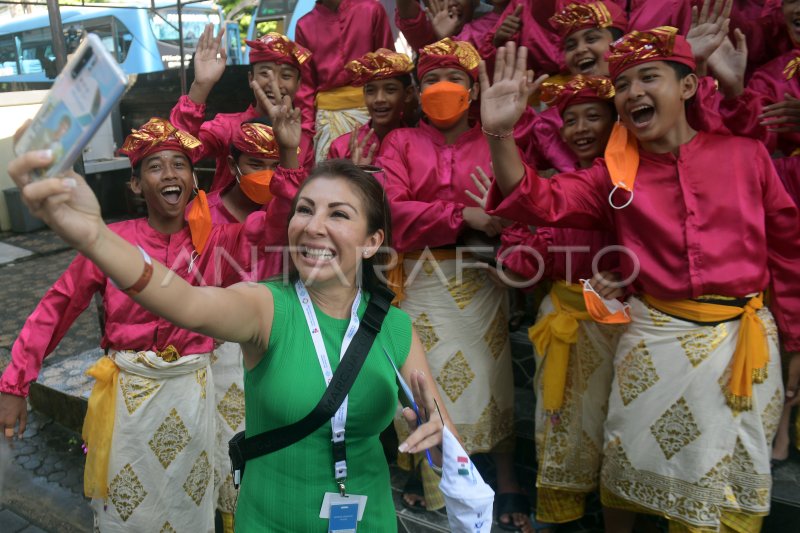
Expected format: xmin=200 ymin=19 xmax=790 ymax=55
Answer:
xmin=417 ymin=38 xmax=481 ymax=81
xmin=549 ymin=1 xmax=628 ymax=39
xmin=246 ymin=32 xmax=311 ymax=68
xmin=346 ymin=49 xmax=414 ymax=86
xmin=540 ymin=75 xmax=615 ymax=115
xmin=606 ymin=26 xmax=695 ymax=81
xmin=119 ymin=118 xmax=202 ymax=167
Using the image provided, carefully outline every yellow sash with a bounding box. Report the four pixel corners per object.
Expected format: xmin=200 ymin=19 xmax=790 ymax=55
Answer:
xmin=315 ymin=85 xmax=366 ymax=111
xmin=81 ymin=345 xmax=183 ymax=498
xmin=528 ymin=282 xmax=591 ymax=415
xmin=643 ymin=293 xmax=768 ymax=411
xmin=82 ymin=356 xmax=120 ymax=499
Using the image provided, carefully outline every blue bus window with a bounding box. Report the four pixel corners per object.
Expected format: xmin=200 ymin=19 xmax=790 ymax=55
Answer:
xmin=115 ymin=20 xmax=134 ymax=64
xmin=0 ymin=2 xmax=223 ymax=83
xmin=19 ymin=27 xmax=55 ymax=76
xmin=0 ymin=35 xmax=19 ymax=76
xmin=149 ymin=7 xmax=221 ymax=48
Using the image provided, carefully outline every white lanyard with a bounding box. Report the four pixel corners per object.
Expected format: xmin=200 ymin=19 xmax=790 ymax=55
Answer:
xmin=295 ymin=280 xmax=362 ymax=484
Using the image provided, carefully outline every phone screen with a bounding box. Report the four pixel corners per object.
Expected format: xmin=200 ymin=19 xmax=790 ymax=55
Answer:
xmin=15 ymin=34 xmax=127 ymax=180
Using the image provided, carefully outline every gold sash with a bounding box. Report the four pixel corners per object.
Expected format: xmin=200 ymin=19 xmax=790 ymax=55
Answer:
xmin=82 ymin=345 xmax=182 ymax=498
xmin=315 ymin=85 xmax=366 ymax=111
xmin=643 ymin=293 xmax=768 ymax=411
xmin=82 ymin=356 xmax=119 ymax=499
xmin=528 ymin=281 xmax=590 ymax=414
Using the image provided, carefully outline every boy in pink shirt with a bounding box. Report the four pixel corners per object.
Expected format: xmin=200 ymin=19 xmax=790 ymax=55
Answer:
xmin=171 ymin=29 xmax=313 ymax=192
xmin=328 ymin=49 xmax=416 ymax=164
xmin=294 ymin=0 xmax=394 ymax=160
xmin=482 ymin=34 xmax=800 ymax=531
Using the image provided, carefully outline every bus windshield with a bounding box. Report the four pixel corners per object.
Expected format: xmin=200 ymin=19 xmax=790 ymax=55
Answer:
xmin=149 ymin=8 xmax=220 ymax=47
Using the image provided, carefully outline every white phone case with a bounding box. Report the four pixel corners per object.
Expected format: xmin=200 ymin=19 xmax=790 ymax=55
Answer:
xmin=15 ymin=33 xmax=129 ymax=180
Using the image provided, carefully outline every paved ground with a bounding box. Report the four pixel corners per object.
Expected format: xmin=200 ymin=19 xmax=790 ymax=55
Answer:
xmin=1 ymin=226 xmax=799 ymax=532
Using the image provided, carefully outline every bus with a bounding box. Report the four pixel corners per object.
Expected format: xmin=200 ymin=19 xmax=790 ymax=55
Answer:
xmin=0 ymin=1 xmax=239 ymax=84
xmin=245 ymin=0 xmax=307 ymax=44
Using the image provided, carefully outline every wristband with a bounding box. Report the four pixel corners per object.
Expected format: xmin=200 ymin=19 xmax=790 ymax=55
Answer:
xmin=121 ymin=246 xmax=153 ymax=297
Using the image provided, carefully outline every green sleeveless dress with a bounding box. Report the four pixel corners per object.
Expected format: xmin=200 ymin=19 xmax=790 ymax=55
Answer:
xmin=234 ymin=281 xmax=412 ymax=532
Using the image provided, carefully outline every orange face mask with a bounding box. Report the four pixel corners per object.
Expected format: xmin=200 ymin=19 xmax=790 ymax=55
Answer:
xmin=187 ymin=188 xmax=212 ymax=257
xmin=580 ymin=278 xmax=631 ymax=324
xmin=237 ymin=168 xmax=274 ymax=205
xmin=421 ymin=81 xmax=471 ymax=129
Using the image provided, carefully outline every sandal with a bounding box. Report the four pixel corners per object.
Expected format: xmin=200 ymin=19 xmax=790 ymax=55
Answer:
xmin=401 ymin=470 xmax=427 ymax=513
xmin=495 ymin=492 xmax=531 ymax=531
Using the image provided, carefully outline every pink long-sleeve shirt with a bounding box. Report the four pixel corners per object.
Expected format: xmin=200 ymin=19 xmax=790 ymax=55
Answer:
xmin=624 ymin=0 xmax=692 ymax=34
xmin=170 ymin=95 xmax=315 ymax=193
xmin=498 ymin=224 xmax=617 ymax=286
xmin=479 ymin=0 xmax=564 ymax=75
xmin=514 ymin=106 xmax=577 ymax=172
xmin=773 ymin=155 xmax=800 ymax=207
xmin=327 ymin=122 xmax=380 ymax=161
xmin=294 ymin=0 xmax=394 ymax=133
xmin=487 ymin=132 xmax=800 ymax=352
xmin=513 ymin=76 xmax=726 ymax=172
xmin=0 ymin=167 xmax=306 ymax=397
xmin=394 ymin=6 xmax=500 ymax=51
xmin=377 ymin=120 xmax=492 ymax=252
xmin=203 ymin=188 xmax=239 ymax=225
xmin=719 ymin=49 xmax=800 ymax=156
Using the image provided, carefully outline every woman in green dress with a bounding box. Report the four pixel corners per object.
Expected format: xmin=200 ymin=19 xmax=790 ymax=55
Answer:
xmin=9 ymin=141 xmax=453 ymax=531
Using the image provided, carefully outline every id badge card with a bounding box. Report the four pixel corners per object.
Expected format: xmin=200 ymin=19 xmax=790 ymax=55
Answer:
xmin=320 ymin=492 xmax=367 ymax=533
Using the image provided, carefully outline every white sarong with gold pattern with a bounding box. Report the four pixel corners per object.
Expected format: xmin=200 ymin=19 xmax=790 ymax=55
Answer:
xmin=210 ymin=342 xmax=245 ymax=515
xmin=396 ymin=259 xmax=515 ymax=453
xmin=314 ymin=107 xmax=370 ymax=162
xmin=91 ymin=350 xmax=215 ymax=533
xmin=601 ymin=297 xmax=783 ymax=531
xmin=533 ymin=293 xmax=622 ymax=496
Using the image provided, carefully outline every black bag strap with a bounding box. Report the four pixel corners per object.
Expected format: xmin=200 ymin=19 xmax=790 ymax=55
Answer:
xmin=229 ymin=285 xmax=394 ymax=470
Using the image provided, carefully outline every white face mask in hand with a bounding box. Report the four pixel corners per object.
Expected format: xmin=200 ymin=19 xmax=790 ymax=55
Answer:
xmin=438 ymin=426 xmax=494 ymax=533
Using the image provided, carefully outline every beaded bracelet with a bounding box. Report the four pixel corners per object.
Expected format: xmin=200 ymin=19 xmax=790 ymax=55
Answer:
xmin=481 ymin=126 xmax=514 ymax=140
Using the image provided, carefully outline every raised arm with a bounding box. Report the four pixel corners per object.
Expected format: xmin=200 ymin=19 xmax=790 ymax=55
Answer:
xmin=395 ymin=0 xmax=437 ymax=51
xmin=479 ymin=42 xmax=547 ymax=196
xmin=8 ymin=152 xmax=274 ymax=357
xmin=186 ymin=23 xmax=228 ymax=106
xmin=685 ymin=0 xmax=732 ymax=77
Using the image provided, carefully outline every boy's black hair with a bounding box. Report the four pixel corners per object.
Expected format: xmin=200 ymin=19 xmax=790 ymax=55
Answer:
xmin=666 ymin=60 xmax=694 ymax=81
xmin=363 ymin=73 xmax=414 ymax=89
xmin=609 ymin=27 xmax=624 ymax=41
xmin=560 ymin=99 xmax=618 ymax=124
xmin=395 ymin=73 xmax=413 ymax=88
xmin=664 ymin=61 xmax=696 ymax=110
xmin=249 ymin=61 xmax=301 ymax=79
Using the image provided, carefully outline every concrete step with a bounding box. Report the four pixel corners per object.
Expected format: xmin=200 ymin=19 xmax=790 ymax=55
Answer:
xmin=28 ymin=348 xmax=99 ymax=434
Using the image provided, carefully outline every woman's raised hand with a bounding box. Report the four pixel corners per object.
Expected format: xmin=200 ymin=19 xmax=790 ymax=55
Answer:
xmin=479 ymin=42 xmax=547 ymax=136
xmin=8 ymin=149 xmax=103 ymax=253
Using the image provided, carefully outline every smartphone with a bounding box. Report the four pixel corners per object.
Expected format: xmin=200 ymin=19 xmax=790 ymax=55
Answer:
xmin=15 ymin=33 xmax=129 ymax=180
xmin=383 ymin=347 xmax=421 ymax=417
xmin=383 ymin=348 xmax=440 ymax=467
